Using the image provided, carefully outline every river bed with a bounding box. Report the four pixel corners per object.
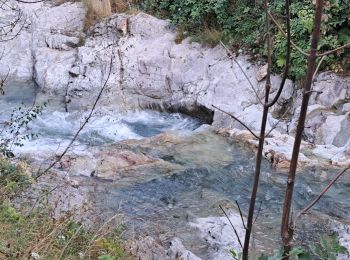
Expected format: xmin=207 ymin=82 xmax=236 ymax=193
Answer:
xmin=1 ymin=82 xmax=349 ymax=259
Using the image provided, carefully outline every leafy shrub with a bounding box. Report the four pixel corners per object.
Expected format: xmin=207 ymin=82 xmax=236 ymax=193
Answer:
xmin=139 ymin=0 xmax=350 ymax=79
xmin=0 ymin=159 xmax=32 ymax=200
xmin=309 ymin=234 xmax=348 ymax=260
xmin=229 ymin=234 xmax=348 ymax=259
xmin=0 ymin=102 xmax=46 ymax=158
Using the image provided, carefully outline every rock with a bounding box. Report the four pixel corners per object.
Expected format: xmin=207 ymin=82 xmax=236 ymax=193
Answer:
xmin=316 ymin=113 xmax=350 ymax=147
xmin=94 ymin=150 xmax=157 ymax=179
xmin=256 ymin=64 xmax=268 ymax=82
xmin=310 ymin=72 xmax=350 ymax=108
xmin=69 ymin=66 xmax=80 ymax=77
xmin=329 ymin=220 xmax=350 ymax=260
xmin=190 ymin=211 xmax=245 ymax=260
xmin=342 ymin=103 xmax=350 ymax=112
xmin=127 ymin=236 xmax=201 ymax=260
xmin=34 ymin=48 xmax=76 ymax=93
xmin=168 ymin=238 xmax=202 ymax=260
xmin=69 ymin=179 xmax=79 ymax=188
xmin=45 ymin=34 xmax=80 ymax=50
xmin=2 ymin=2 xmax=350 ymax=166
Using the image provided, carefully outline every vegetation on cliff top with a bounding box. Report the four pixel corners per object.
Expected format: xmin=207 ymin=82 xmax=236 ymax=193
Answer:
xmin=137 ymin=0 xmax=350 ymax=80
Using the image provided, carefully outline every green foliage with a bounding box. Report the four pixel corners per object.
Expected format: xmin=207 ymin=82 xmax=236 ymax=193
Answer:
xmin=78 ymin=35 xmax=86 ymax=47
xmin=0 ymin=102 xmax=47 ymax=158
xmin=228 ymin=235 xmax=348 ymax=259
xmin=139 ymin=0 xmax=350 ymax=79
xmin=309 ymin=234 xmax=348 ymax=260
xmin=0 ymin=202 xmax=23 ymax=223
xmin=0 ymin=159 xmax=32 ymax=199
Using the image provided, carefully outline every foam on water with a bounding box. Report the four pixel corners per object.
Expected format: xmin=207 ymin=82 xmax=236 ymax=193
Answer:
xmin=12 ymin=108 xmax=201 ymax=155
xmin=0 ymin=82 xmax=202 ymax=157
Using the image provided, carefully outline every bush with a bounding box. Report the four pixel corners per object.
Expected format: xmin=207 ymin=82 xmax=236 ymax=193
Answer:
xmin=138 ymin=0 xmax=350 ymax=80
xmin=0 ymin=159 xmax=32 ymax=200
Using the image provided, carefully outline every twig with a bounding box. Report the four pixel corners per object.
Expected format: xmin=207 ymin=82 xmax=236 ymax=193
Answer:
xmin=220 ymin=41 xmax=264 ymax=106
xmin=235 ymin=200 xmax=247 ymax=230
xmin=312 ymin=55 xmax=326 ymax=81
xmin=265 ymin=109 xmax=290 ymax=138
xmin=253 ymin=201 xmax=262 ymax=224
xmin=267 ymin=12 xmax=309 ymax=57
xmin=317 ymin=42 xmax=350 ymax=57
xmin=85 ymin=212 xmax=123 ymax=257
xmin=266 ymin=0 xmax=291 ymax=108
xmin=58 ymin=224 xmax=84 ymax=259
xmin=219 ymin=204 xmax=243 ymax=249
xmin=212 ymin=105 xmax=260 ymax=140
xmin=296 ymin=166 xmax=349 ymax=220
xmin=35 ymin=55 xmax=114 ymax=180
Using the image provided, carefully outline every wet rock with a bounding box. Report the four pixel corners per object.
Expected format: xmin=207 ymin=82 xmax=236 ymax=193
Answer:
xmin=190 ymin=211 xmax=245 ymax=260
xmin=66 ymin=146 xmax=178 ymax=181
xmin=127 ymin=236 xmax=201 ymax=260
xmin=167 ymin=238 xmax=202 ymax=260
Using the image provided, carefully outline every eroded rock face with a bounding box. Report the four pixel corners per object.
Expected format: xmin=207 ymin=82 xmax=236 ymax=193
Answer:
xmin=0 ymin=2 xmax=349 ymax=166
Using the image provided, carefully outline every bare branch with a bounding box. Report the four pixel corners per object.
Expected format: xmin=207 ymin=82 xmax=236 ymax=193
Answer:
xmin=266 ymin=0 xmax=291 ymax=108
xmin=220 ymin=41 xmax=264 ymax=106
xmin=296 ymin=166 xmax=349 ymax=220
xmin=212 ymin=105 xmax=260 ymax=140
xmin=312 ymin=55 xmax=326 ymax=81
xmin=281 ymin=0 xmax=325 ymax=254
xmin=219 ymin=204 xmax=243 ymax=249
xmin=317 ymin=42 xmax=350 ymax=57
xmin=268 ymin=11 xmax=309 ymax=57
xmin=253 ymin=201 xmax=263 ymax=224
xmin=35 ymin=55 xmax=114 ymax=180
xmin=235 ymin=200 xmax=247 ymax=230
xmin=242 ymin=1 xmax=274 ymax=257
xmin=265 ymin=109 xmax=290 ymax=138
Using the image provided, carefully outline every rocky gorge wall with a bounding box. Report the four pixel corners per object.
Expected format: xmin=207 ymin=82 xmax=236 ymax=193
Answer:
xmin=0 ymin=1 xmax=349 ymax=168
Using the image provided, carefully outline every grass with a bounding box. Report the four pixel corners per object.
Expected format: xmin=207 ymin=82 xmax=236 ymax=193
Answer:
xmin=83 ymin=0 xmax=112 ymax=30
xmin=0 ymin=159 xmax=127 ymax=259
xmin=191 ymin=28 xmax=224 ymax=48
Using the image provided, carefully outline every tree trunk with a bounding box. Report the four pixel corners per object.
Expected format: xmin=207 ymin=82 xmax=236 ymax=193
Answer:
xmin=280 ymin=0 xmax=324 ymax=257
xmin=242 ymin=1 xmax=272 ymax=258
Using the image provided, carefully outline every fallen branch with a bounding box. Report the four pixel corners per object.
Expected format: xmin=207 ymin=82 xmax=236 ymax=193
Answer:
xmin=212 ymin=105 xmax=260 ymax=140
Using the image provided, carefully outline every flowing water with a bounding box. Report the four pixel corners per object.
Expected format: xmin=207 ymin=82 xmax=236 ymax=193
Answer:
xmin=1 ymin=82 xmax=350 ymax=258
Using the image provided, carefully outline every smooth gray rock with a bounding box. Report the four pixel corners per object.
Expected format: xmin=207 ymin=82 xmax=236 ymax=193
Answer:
xmin=1 ymin=2 xmax=349 ymax=165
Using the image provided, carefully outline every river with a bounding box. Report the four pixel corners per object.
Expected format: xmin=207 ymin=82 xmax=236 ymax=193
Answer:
xmin=1 ymin=82 xmax=349 ymax=259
